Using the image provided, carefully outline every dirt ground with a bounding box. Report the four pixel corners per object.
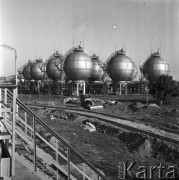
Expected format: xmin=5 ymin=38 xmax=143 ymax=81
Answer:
xmin=13 ymin=161 xmax=41 ymax=180
xmin=20 ymin=94 xmax=179 ymax=180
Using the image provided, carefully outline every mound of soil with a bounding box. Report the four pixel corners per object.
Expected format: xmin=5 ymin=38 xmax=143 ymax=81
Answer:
xmin=92 ymin=121 xmax=122 ymax=137
xmin=91 ymin=98 xmax=105 ymax=105
xmin=43 ymin=109 xmax=52 ymax=116
xmin=44 ymin=108 xmax=78 ymax=121
xmin=63 ymin=97 xmax=80 ymax=104
xmin=103 ymin=101 xmax=128 ymax=114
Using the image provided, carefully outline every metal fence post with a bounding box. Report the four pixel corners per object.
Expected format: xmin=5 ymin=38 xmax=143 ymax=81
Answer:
xmin=4 ymin=88 xmax=7 ymax=104
xmin=83 ymin=163 xmax=85 ymax=180
xmin=33 ymin=116 xmax=37 ymax=172
xmin=24 ymin=112 xmax=27 ymax=136
xmin=67 ymin=147 xmax=70 ymax=180
xmin=56 ymin=138 xmax=58 ymax=180
xmin=12 ymin=87 xmax=17 ymax=176
xmin=4 ymin=88 xmax=8 ymax=131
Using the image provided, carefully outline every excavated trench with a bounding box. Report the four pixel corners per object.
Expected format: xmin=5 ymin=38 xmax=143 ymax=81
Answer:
xmin=84 ymin=120 xmax=179 ymax=179
xmin=88 ymin=119 xmax=179 ymax=165
xmin=42 ymin=108 xmax=179 ymax=165
xmin=28 ymin=107 xmax=179 ymax=179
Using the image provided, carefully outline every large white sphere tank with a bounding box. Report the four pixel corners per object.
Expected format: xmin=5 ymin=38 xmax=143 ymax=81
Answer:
xmin=142 ymin=51 xmax=170 ymax=82
xmin=107 ymin=49 xmax=135 ymax=81
xmin=63 ymin=45 xmax=93 ymax=82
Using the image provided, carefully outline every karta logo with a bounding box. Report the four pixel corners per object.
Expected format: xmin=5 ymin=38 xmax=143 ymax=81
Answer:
xmin=118 ymin=162 xmax=178 ymax=179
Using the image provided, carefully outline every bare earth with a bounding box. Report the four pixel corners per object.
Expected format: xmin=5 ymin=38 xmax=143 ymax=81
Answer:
xmin=20 ymin=94 xmax=179 ymax=180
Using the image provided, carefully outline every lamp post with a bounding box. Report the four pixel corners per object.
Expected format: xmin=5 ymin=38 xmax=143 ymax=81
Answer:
xmin=1 ymin=44 xmax=17 ymax=176
xmin=1 ymin=44 xmax=17 ymax=86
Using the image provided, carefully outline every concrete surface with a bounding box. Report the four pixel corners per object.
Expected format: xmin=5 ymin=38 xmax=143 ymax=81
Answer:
xmin=12 ymin=161 xmax=41 ymax=180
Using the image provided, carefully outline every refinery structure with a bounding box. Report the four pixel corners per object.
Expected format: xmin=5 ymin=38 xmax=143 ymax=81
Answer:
xmin=1 ymin=0 xmax=179 ymax=179
xmin=2 ymin=38 xmax=179 ymax=180
xmin=15 ymin=44 xmax=170 ymax=96
xmin=1 ymin=43 xmax=177 ymax=180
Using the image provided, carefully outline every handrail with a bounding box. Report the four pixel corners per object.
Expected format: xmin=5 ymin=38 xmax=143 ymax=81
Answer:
xmin=4 ymin=88 xmax=106 ymax=179
xmin=0 ymin=84 xmax=17 ymax=88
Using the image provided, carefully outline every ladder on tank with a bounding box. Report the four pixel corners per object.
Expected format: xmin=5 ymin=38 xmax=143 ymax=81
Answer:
xmin=0 ymin=84 xmax=106 ymax=180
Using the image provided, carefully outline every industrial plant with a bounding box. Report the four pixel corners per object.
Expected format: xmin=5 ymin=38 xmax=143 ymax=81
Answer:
xmin=1 ymin=42 xmax=179 ymax=180
xmin=15 ymin=44 xmax=171 ymax=97
xmin=1 ymin=44 xmax=179 ymax=180
xmin=1 ymin=1 xmax=179 ymax=179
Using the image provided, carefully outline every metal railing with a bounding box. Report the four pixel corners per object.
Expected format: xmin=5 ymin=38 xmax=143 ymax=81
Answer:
xmin=0 ymin=84 xmax=106 ymax=180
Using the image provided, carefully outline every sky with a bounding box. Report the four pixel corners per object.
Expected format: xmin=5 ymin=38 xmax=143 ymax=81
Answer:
xmin=0 ymin=0 xmax=179 ymax=80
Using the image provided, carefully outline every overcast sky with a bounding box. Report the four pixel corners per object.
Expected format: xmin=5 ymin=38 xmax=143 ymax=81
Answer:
xmin=0 ymin=0 xmax=179 ymax=80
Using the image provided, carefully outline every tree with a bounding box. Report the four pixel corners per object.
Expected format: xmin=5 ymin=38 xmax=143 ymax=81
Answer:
xmin=149 ymin=75 xmax=176 ymax=105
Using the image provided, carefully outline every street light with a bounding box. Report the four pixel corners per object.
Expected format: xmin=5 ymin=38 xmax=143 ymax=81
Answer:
xmin=1 ymin=45 xmax=18 ymax=176
xmin=1 ymin=44 xmax=17 ymax=86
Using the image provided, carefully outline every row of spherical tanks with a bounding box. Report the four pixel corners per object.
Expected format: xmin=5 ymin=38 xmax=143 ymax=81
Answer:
xmin=22 ymin=44 xmax=170 ymax=84
xmin=23 ymin=45 xmax=105 ymax=83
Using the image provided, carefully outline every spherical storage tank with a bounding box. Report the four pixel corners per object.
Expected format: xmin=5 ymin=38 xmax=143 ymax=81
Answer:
xmin=107 ymin=49 xmax=135 ymax=81
xmin=46 ymin=52 xmax=63 ymax=81
xmin=142 ymin=51 xmax=169 ymax=82
xmin=30 ymin=59 xmax=45 ymax=80
xmin=63 ymin=45 xmax=93 ymax=82
xmin=23 ymin=61 xmax=32 ymax=80
xmin=89 ymin=54 xmax=104 ymax=81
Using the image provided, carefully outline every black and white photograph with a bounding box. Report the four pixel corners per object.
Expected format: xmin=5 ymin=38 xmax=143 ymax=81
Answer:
xmin=0 ymin=0 xmax=179 ymax=179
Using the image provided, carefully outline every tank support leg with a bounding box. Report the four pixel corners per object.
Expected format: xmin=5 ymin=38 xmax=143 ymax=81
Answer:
xmin=38 ymin=81 xmax=40 ymax=98
xmin=125 ymin=83 xmax=128 ymax=95
xmin=119 ymin=83 xmax=122 ymax=95
xmin=76 ymin=83 xmax=79 ymax=96
xmin=71 ymin=83 xmax=73 ymax=95
xmin=83 ymin=83 xmax=86 ymax=94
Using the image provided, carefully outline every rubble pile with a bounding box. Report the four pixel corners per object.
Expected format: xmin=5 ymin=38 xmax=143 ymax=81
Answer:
xmin=44 ymin=108 xmax=78 ymax=121
xmin=92 ymin=121 xmax=120 ymax=137
xmin=81 ymin=120 xmax=97 ymax=132
xmin=90 ymin=98 xmax=105 ymax=106
xmin=63 ymin=97 xmax=80 ymax=104
xmin=43 ymin=109 xmax=52 ymax=116
xmin=103 ymin=100 xmax=128 ymax=113
xmin=103 ymin=100 xmax=165 ymax=118
xmin=32 ymin=100 xmax=62 ymax=107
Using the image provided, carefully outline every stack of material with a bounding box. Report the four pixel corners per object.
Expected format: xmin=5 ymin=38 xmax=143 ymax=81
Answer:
xmin=81 ymin=120 xmax=96 ymax=132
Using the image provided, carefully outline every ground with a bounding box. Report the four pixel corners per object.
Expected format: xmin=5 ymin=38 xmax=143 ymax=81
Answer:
xmin=13 ymin=161 xmax=41 ymax=180
xmin=20 ymin=93 xmax=179 ymax=180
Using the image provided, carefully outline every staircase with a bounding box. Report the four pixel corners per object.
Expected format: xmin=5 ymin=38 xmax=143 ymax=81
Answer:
xmin=0 ymin=84 xmax=106 ymax=180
